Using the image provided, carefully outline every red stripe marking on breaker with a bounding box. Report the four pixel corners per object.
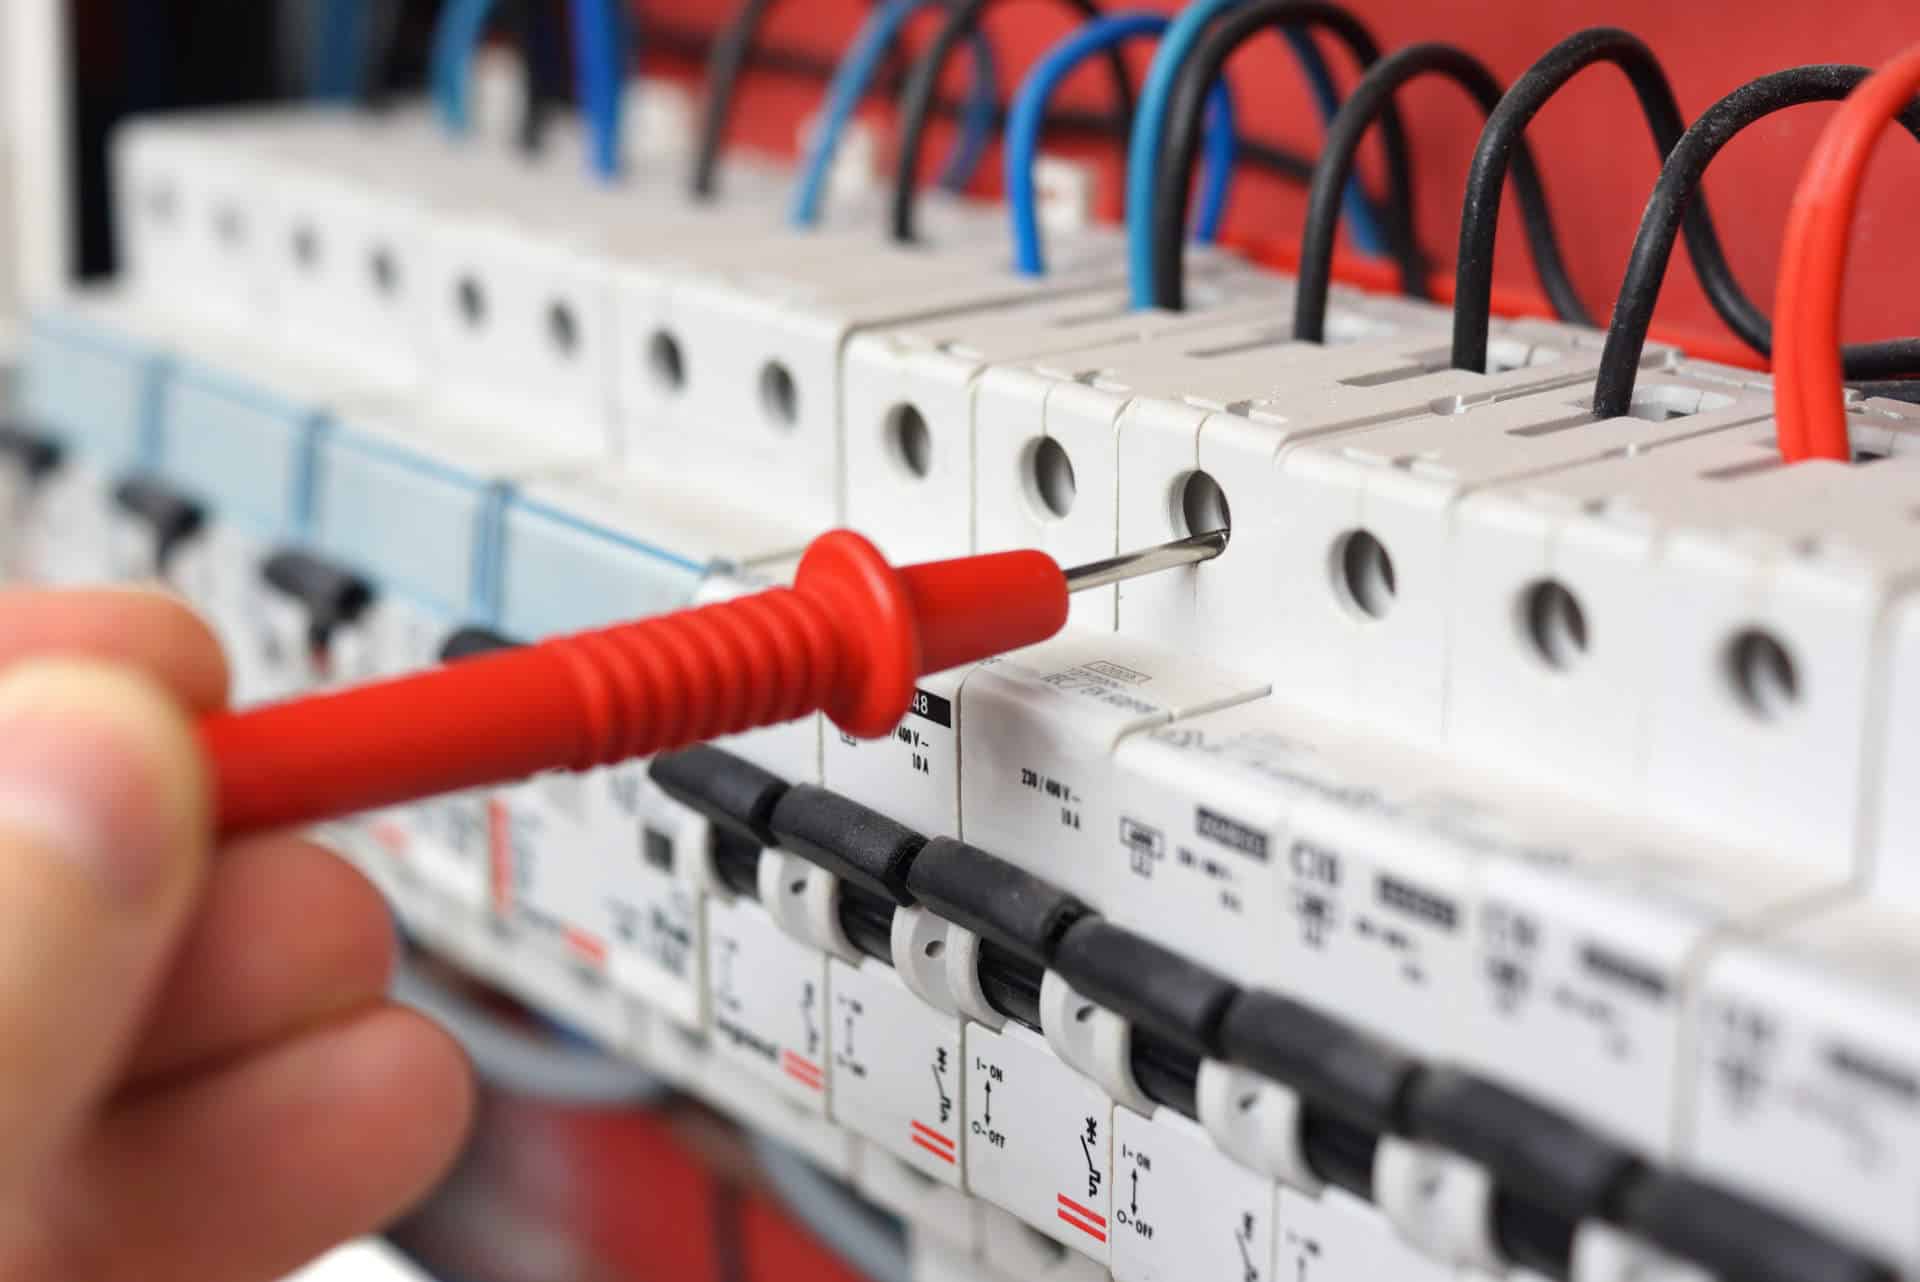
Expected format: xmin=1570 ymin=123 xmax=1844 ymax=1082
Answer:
xmin=487 ymin=798 xmax=512 ymax=913
xmin=564 ymin=928 xmax=608 ymax=967
xmin=1056 ymin=1194 xmax=1108 ymax=1243
xmin=910 ymin=1122 xmax=956 ymax=1164
xmin=781 ymin=1051 xmax=824 ymax=1090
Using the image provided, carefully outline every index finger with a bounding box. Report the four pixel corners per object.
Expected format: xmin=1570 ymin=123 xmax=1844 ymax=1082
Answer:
xmin=0 ymin=586 xmax=230 ymax=712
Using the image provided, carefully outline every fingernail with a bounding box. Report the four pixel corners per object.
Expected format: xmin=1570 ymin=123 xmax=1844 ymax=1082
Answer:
xmin=0 ymin=662 xmax=206 ymax=906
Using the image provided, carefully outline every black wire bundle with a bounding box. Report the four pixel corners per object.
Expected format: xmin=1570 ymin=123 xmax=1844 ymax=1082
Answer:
xmin=1291 ymin=43 xmax=1580 ymax=343
xmin=1450 ymin=27 xmax=1748 ymax=374
xmin=886 ymin=0 xmax=1137 ymax=244
xmin=509 ymin=0 xmax=567 ymax=155
xmin=689 ymin=0 xmax=785 ymax=199
xmin=1592 ymin=65 xmax=1920 ymax=417
xmin=1148 ymin=0 xmax=1421 ymax=312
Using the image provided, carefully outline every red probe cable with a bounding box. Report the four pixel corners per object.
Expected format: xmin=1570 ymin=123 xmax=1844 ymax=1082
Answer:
xmin=1773 ymin=43 xmax=1920 ymax=463
xmin=197 ymin=528 xmax=1226 ymax=839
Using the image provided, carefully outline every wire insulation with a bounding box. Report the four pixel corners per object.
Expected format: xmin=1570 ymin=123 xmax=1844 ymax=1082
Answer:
xmin=1775 ymin=45 xmax=1920 ymax=461
xmin=1007 ymin=12 xmax=1236 ymax=276
xmin=887 ymin=0 xmax=1139 ymax=245
xmin=788 ymin=0 xmax=1002 ymax=228
xmin=1593 ymin=65 xmax=1920 ymax=417
xmin=1449 ymin=27 xmax=1757 ymax=373
xmin=572 ymin=0 xmax=627 ymax=178
xmin=1293 ymin=43 xmax=1578 ymax=342
xmin=1147 ymin=0 xmax=1417 ymax=311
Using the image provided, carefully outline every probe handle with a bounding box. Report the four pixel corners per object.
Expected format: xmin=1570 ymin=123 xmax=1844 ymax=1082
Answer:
xmin=198 ymin=531 xmax=1067 ymax=838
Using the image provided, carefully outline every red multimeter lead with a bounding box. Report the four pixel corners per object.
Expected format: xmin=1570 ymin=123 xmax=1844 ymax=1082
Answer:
xmin=199 ymin=528 xmax=1227 ymax=838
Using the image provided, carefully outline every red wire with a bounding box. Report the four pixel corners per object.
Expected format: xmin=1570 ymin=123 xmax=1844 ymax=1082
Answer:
xmin=1773 ymin=44 xmax=1920 ymax=462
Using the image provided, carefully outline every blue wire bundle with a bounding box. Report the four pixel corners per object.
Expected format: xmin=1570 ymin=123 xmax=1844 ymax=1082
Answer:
xmin=1006 ymin=11 xmax=1238 ymax=277
xmin=1126 ymin=0 xmax=1388 ymax=307
xmin=789 ymin=0 xmax=1002 ymax=229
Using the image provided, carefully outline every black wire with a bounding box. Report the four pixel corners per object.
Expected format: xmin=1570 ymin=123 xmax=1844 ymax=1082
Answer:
xmin=1592 ymin=65 xmax=1920 ymax=417
xmin=1150 ymin=1 xmax=1423 ymax=313
xmin=509 ymin=0 xmax=566 ymax=156
xmin=690 ymin=0 xmax=778 ymax=199
xmin=1453 ymin=27 xmax=1751 ymax=374
xmin=1293 ymin=44 xmax=1582 ymax=343
xmin=1852 ymin=380 xmax=1920 ymax=405
xmin=887 ymin=0 xmax=1137 ymax=245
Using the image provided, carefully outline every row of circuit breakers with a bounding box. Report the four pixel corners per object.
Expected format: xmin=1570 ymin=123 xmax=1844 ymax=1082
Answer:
xmin=7 ymin=85 xmax=1920 ymax=1282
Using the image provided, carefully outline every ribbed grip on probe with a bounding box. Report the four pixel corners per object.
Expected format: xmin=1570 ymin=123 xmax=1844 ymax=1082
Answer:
xmin=199 ymin=530 xmax=1069 ymax=838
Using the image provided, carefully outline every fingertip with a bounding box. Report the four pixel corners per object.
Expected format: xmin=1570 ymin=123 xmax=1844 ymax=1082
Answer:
xmin=0 ymin=587 xmax=230 ymax=712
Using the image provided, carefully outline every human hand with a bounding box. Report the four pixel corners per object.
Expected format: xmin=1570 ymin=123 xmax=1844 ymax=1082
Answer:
xmin=0 ymin=588 xmax=474 ymax=1281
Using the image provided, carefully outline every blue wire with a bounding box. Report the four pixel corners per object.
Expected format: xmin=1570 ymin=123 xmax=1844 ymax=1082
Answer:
xmin=312 ymin=0 xmax=367 ymax=101
xmin=1125 ymin=0 xmax=1387 ymax=307
xmin=1006 ymin=12 xmax=1235 ymax=278
xmin=431 ymin=0 xmax=497 ymax=136
xmin=571 ymin=0 xmax=626 ymax=178
xmin=788 ymin=0 xmax=1001 ymax=229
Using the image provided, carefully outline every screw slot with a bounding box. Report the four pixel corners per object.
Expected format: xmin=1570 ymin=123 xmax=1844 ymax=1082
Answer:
xmin=1178 ymin=470 xmax=1231 ymax=537
xmin=369 ymin=247 xmax=400 ymax=298
xmin=1332 ymin=529 xmax=1397 ymax=621
xmin=1726 ymin=628 xmax=1800 ymax=722
xmin=759 ymin=361 xmax=799 ymax=430
xmin=291 ymin=223 xmax=320 ymax=271
xmin=1522 ymin=580 xmax=1589 ymax=670
xmin=647 ymin=331 xmax=686 ymax=394
xmin=1024 ymin=436 xmax=1077 ymax=521
xmin=213 ymin=205 xmax=247 ymax=250
xmin=546 ymin=300 xmax=580 ymax=359
xmin=886 ymin=403 xmax=933 ymax=479
xmin=456 ymin=276 xmax=487 ymax=329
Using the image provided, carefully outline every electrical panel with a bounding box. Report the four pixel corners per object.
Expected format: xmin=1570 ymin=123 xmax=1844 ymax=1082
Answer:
xmin=8 ymin=27 xmax=1920 ymax=1282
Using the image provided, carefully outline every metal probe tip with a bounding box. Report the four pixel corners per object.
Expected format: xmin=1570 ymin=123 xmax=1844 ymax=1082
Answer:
xmin=1063 ymin=528 xmax=1230 ymax=594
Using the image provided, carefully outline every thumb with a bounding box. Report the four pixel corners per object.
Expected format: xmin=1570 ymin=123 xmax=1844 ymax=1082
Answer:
xmin=0 ymin=659 xmax=211 ymax=1190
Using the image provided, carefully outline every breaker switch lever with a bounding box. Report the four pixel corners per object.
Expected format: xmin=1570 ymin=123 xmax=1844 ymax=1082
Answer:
xmin=198 ymin=528 xmax=1223 ymax=838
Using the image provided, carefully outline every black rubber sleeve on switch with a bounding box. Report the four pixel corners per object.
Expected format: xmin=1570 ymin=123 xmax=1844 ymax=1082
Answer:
xmin=261 ymin=549 xmax=374 ymax=640
xmin=439 ymin=628 xmax=521 ymax=662
xmin=0 ymin=423 xmax=63 ymax=479
xmin=1054 ymin=916 xmax=1238 ymax=1058
xmin=112 ymin=475 xmax=205 ymax=566
xmin=904 ymin=836 xmax=1089 ymax=967
xmin=770 ymin=783 xmax=927 ymax=906
xmin=976 ymin=937 xmax=1045 ymax=1034
xmin=648 ymin=745 xmax=790 ymax=849
xmin=835 ymin=881 xmax=898 ymax=966
xmin=1129 ymin=1028 xmax=1203 ymax=1121
xmin=1405 ymin=1068 xmax=1644 ymax=1224
xmin=1219 ymin=989 xmax=1420 ymax=1135
xmin=1621 ymin=1171 xmax=1897 ymax=1282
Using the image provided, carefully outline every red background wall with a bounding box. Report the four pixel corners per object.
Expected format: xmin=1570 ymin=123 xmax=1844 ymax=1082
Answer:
xmin=640 ymin=0 xmax=1920 ymax=364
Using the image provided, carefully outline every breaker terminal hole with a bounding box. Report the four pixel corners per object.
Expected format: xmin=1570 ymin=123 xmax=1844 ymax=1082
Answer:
xmin=1023 ymin=436 xmax=1077 ymax=521
xmin=1075 ymin=1004 xmax=1095 ymax=1024
xmin=546 ymin=300 xmax=580 ymax=359
xmin=759 ymin=361 xmax=800 ymax=430
xmin=145 ymin=183 xmax=177 ymax=227
xmin=886 ymin=403 xmax=933 ymax=480
xmin=1726 ymin=629 xmax=1800 ymax=722
xmin=456 ymin=276 xmax=488 ymax=330
xmin=647 ymin=331 xmax=687 ymax=393
xmin=923 ymin=938 xmax=945 ymax=959
xmin=789 ymin=877 xmax=808 ymax=896
xmin=369 ymin=247 xmax=400 ymax=298
xmin=1333 ymin=529 xmax=1397 ymax=621
xmin=213 ymin=205 xmax=247 ymax=250
xmin=1177 ymin=470 xmax=1231 ymax=538
xmin=1522 ymin=580 xmax=1589 ymax=671
xmin=290 ymin=223 xmax=320 ymax=271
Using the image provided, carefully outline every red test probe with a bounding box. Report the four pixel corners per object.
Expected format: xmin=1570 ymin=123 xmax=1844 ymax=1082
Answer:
xmin=198 ymin=527 xmax=1228 ymax=838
